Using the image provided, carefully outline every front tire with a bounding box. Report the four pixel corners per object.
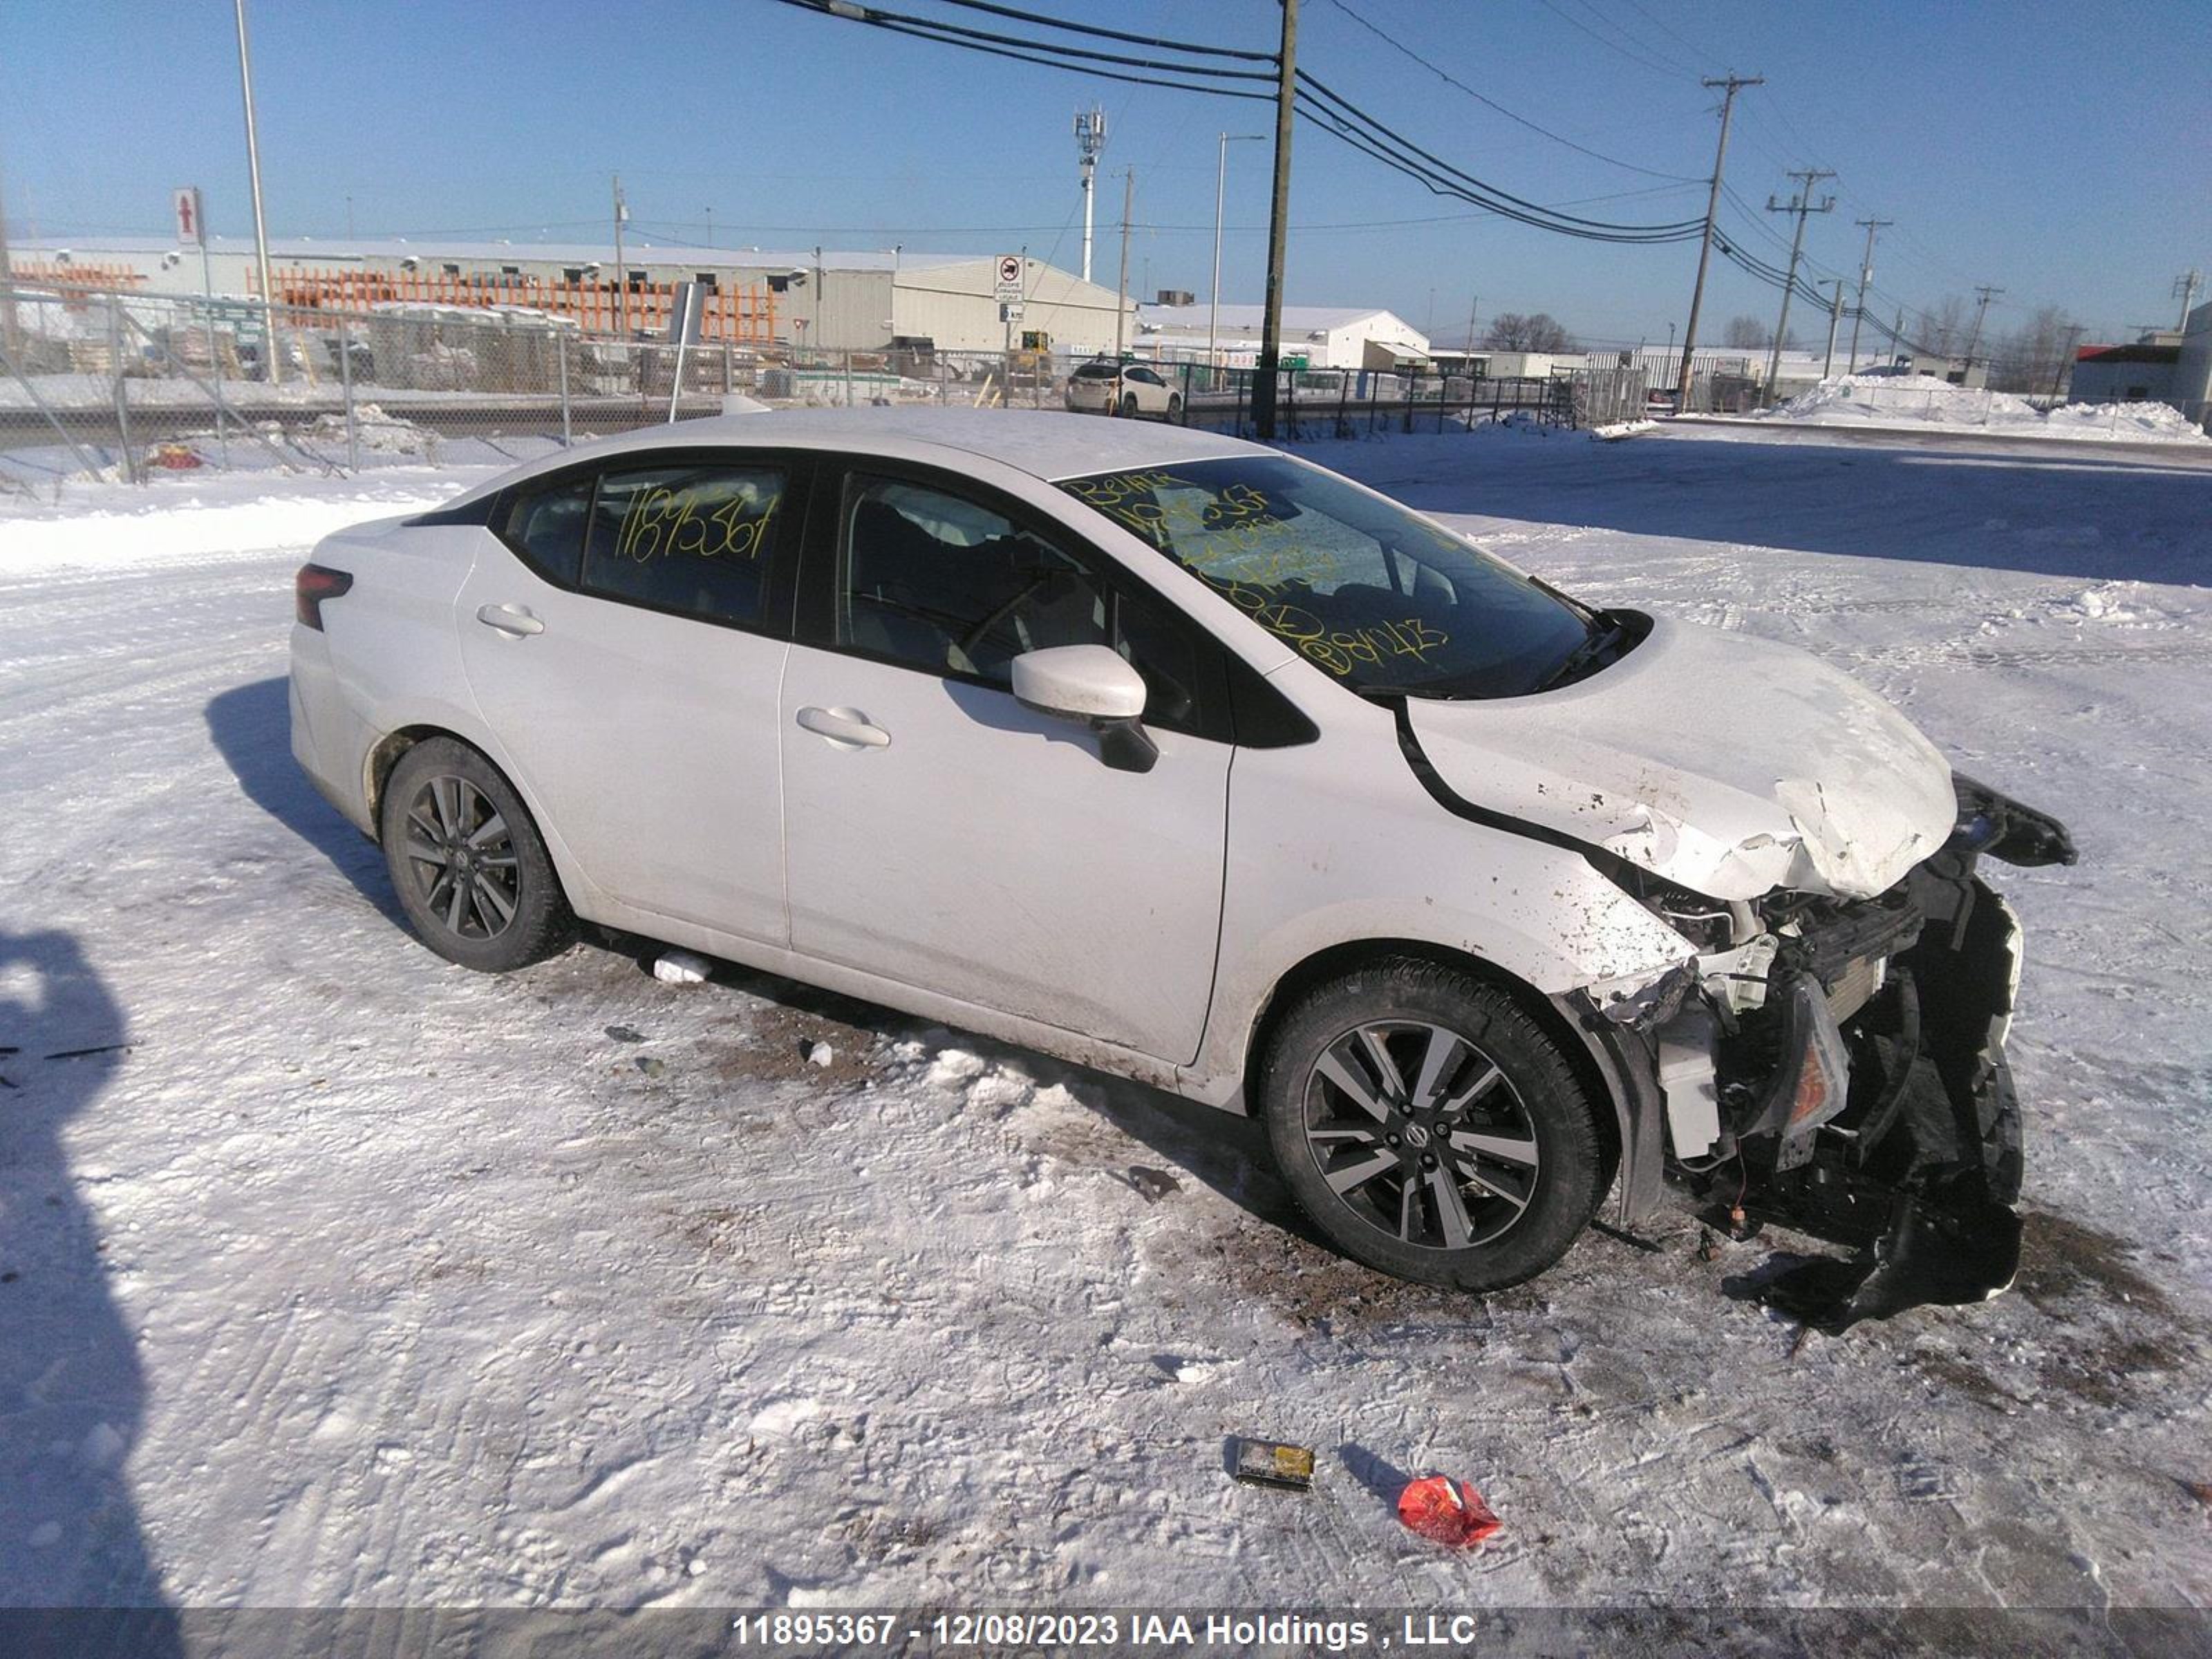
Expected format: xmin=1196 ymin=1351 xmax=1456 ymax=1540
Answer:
xmin=1257 ymin=959 xmax=1605 ymax=1291
xmin=379 ymin=737 xmax=574 ymax=973
xmin=1166 ymin=393 xmax=1183 ymax=420
xmin=1120 ymin=392 xmax=1138 ymax=418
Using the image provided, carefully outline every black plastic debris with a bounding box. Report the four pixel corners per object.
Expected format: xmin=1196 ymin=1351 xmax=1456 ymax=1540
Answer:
xmin=1756 ymin=1177 xmax=2024 ymax=1334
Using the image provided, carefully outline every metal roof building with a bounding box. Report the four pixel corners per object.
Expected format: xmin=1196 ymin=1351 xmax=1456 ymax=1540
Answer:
xmin=8 ymin=234 xmax=1134 ymax=355
xmin=1133 ymin=303 xmax=1429 ymax=370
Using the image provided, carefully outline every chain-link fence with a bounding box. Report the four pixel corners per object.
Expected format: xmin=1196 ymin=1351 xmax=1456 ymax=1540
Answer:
xmin=1 ymin=282 xmax=1592 ymax=494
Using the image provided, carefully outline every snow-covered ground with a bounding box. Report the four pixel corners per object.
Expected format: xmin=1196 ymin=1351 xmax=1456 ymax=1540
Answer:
xmin=1719 ymin=372 xmax=2212 ymax=447
xmin=2 ymin=422 xmax=2209 ymax=1622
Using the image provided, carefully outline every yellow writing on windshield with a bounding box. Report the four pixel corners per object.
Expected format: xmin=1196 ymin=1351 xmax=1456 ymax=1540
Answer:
xmin=1069 ymin=471 xmax=1450 ymax=677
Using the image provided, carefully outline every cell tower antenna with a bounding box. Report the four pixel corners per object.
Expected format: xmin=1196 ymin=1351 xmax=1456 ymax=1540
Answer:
xmin=1075 ymin=106 xmax=1107 ymax=284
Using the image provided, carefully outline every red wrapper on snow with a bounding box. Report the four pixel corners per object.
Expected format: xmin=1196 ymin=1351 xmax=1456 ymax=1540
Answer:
xmin=1396 ymin=1476 xmax=1501 ymax=1546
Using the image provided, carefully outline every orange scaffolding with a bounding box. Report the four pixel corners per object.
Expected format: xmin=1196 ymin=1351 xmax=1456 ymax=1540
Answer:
xmin=10 ymin=261 xmax=149 ymax=293
xmin=263 ymin=265 xmax=777 ymax=344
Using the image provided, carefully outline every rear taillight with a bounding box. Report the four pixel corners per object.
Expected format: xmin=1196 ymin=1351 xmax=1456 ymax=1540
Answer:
xmin=295 ymin=563 xmax=353 ymax=630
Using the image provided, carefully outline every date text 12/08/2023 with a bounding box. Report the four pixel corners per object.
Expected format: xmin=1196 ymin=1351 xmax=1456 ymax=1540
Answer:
xmin=722 ymin=1611 xmax=1493 ymax=1650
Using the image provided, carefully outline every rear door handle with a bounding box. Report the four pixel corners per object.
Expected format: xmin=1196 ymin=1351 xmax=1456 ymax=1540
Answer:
xmin=796 ymin=705 xmax=891 ymax=749
xmin=476 ymin=603 xmax=545 ymax=637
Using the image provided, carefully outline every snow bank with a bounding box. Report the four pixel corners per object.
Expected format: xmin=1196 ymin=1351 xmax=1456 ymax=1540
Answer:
xmin=0 ymin=466 xmax=495 ymax=572
xmin=1750 ymin=373 xmax=2211 ymax=445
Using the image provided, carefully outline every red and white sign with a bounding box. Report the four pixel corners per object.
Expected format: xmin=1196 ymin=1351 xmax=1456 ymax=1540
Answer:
xmin=995 ymin=254 xmax=1023 ymax=299
xmin=174 ymin=186 xmax=205 ymax=247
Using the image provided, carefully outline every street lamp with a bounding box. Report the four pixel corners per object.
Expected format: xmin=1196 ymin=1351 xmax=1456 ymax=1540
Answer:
xmin=1209 ymin=132 xmax=1266 ymax=379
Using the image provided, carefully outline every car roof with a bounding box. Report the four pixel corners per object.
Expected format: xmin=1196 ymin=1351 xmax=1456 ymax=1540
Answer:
xmin=442 ymin=408 xmax=1267 ymax=507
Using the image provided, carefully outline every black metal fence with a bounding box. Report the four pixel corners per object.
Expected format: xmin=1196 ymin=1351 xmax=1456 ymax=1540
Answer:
xmin=1152 ymin=362 xmax=1581 ymax=438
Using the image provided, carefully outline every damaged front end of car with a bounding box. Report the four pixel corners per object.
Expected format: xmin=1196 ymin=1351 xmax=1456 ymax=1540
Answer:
xmin=1638 ymin=776 xmax=2078 ymax=1331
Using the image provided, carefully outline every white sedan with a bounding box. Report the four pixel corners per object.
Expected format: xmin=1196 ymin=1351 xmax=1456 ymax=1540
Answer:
xmin=1064 ymin=359 xmax=1182 ymax=419
xmin=289 ymin=409 xmax=2072 ymax=1316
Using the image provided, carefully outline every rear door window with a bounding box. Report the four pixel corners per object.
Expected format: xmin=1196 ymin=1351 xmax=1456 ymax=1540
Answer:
xmin=581 ymin=462 xmax=789 ymax=628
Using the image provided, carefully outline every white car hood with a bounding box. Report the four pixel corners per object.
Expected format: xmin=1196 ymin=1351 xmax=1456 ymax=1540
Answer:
xmin=1403 ymin=613 xmax=1956 ymax=901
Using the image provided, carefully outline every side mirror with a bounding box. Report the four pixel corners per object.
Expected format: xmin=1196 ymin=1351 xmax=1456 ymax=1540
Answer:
xmin=1011 ymin=644 xmax=1157 ymax=774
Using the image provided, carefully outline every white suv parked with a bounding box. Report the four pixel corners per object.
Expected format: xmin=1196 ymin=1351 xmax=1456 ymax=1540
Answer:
xmin=290 ymin=409 xmax=2072 ymax=1320
xmin=1065 ymin=359 xmax=1181 ymax=420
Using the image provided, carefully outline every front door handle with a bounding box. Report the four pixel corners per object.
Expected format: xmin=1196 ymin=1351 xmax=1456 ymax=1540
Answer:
xmin=476 ymin=603 xmax=545 ymax=637
xmin=796 ymin=705 xmax=891 ymax=750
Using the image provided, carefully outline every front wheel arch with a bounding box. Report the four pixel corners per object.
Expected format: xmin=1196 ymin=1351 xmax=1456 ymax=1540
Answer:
xmin=1240 ymin=938 xmax=1624 ymax=1200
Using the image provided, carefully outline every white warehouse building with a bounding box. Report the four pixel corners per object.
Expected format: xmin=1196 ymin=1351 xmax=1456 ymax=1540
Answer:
xmin=1133 ymin=302 xmax=1430 ymax=370
xmin=7 ymin=234 xmax=1135 ymax=356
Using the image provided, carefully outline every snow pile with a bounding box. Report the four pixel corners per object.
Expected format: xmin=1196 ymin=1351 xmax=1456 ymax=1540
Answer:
xmin=2043 ymin=398 xmax=2211 ymax=443
xmin=1752 ymin=373 xmax=2212 ymax=445
xmin=303 ymin=400 xmax=438 ymax=457
xmin=0 ymin=466 xmax=489 ymax=572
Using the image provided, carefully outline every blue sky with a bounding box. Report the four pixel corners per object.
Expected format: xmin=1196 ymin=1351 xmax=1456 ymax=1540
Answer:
xmin=6 ymin=0 xmax=2207 ymax=347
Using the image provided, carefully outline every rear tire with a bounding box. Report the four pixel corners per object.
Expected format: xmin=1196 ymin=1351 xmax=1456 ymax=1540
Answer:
xmin=1257 ymin=958 xmax=1604 ymax=1291
xmin=379 ymin=738 xmax=575 ymax=973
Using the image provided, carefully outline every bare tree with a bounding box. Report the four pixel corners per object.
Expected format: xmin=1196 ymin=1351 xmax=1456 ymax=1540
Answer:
xmin=1924 ymin=294 xmax=1970 ymax=359
xmin=1483 ymin=312 xmax=1576 ymax=353
xmin=1986 ymin=305 xmax=2077 ymax=395
xmin=1721 ymin=315 xmax=1771 ymax=349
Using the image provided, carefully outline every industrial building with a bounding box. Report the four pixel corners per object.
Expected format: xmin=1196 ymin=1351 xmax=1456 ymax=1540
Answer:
xmin=6 ymin=234 xmax=1134 ymax=356
xmin=2067 ymin=304 xmax=2211 ymax=425
xmin=1132 ymin=302 xmax=1429 ymax=370
xmin=2069 ymin=341 xmax=2180 ymax=405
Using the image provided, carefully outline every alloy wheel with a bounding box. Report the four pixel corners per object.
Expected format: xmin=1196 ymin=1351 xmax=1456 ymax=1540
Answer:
xmin=1302 ymin=1020 xmax=1541 ymax=1250
xmin=400 ymin=775 xmax=521 ymax=942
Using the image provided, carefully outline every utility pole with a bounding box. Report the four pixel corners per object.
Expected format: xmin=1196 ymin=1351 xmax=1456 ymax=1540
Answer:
xmin=234 ymin=0 xmax=280 ymax=383
xmin=2175 ymin=268 xmax=2203 ymax=331
xmin=2049 ymin=321 xmax=2081 ymax=402
xmin=1075 ymin=106 xmax=1106 ymax=285
xmin=1466 ymin=293 xmax=1481 ymax=367
xmin=1209 ymin=133 xmax=1266 ymax=375
xmin=1823 ymin=278 xmax=1844 ymax=377
xmin=1764 ymin=167 xmax=1835 ymax=399
xmin=612 ymin=175 xmax=629 ymax=337
xmin=1847 ymin=216 xmax=1890 ymax=372
xmin=1674 ymin=73 xmax=1763 ymax=409
xmin=1253 ymin=0 xmax=1298 ymax=442
xmin=1963 ymin=284 xmax=2003 ymax=369
xmin=0 ymin=131 xmax=18 ymax=358
xmin=1114 ymin=168 xmax=1133 ymax=364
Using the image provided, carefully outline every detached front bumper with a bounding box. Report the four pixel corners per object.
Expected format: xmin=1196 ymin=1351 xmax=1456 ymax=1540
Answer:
xmin=1660 ymin=778 xmax=2074 ymax=1330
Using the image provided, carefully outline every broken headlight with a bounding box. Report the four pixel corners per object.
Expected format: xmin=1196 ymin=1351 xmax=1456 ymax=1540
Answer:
xmin=1609 ymin=866 xmax=1740 ymax=953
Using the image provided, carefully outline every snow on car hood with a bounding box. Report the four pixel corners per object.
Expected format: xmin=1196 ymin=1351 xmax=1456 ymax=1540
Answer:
xmin=1403 ymin=612 xmax=1956 ymax=901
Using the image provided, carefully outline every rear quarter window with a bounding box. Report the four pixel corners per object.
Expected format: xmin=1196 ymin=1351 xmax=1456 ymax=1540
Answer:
xmin=495 ymin=476 xmax=593 ymax=585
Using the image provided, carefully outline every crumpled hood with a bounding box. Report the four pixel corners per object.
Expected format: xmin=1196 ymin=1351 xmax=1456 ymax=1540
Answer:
xmin=1404 ymin=613 xmax=1956 ymax=901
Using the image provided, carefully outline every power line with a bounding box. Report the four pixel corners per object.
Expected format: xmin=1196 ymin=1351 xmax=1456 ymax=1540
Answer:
xmin=921 ymin=0 xmax=1275 ymax=59
xmin=1568 ymin=0 xmax=1704 ymax=78
xmin=1295 ymin=73 xmax=1707 ymax=239
xmin=1320 ymin=0 xmax=1703 ymax=182
xmin=775 ymin=0 xmax=1775 ymax=258
xmin=780 ymin=0 xmax=1273 ymax=80
xmin=1535 ymin=0 xmax=1694 ymax=81
xmin=765 ymin=0 xmax=1273 ymax=100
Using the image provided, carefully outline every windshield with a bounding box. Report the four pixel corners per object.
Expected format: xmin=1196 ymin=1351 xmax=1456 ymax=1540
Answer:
xmin=1058 ymin=456 xmax=1597 ymax=697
